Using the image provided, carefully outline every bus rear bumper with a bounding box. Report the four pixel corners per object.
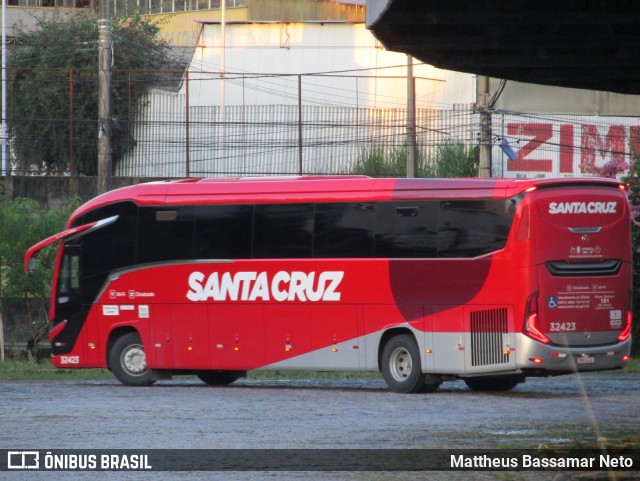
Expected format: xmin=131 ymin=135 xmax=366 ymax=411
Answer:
xmin=515 ymin=334 xmax=632 ymax=375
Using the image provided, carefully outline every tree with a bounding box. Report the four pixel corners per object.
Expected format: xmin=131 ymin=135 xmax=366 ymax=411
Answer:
xmin=8 ymin=11 xmax=180 ymax=175
xmin=621 ymin=161 xmax=640 ymax=356
xmin=0 ymin=196 xmax=79 ymax=360
xmin=584 ymin=158 xmax=639 ymax=355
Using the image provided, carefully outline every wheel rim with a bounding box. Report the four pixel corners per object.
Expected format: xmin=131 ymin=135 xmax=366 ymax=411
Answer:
xmin=388 ymin=346 xmax=413 ymax=382
xmin=121 ymin=344 xmax=147 ymax=376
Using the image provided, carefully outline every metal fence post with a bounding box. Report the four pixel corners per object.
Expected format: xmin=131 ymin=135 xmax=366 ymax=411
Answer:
xmin=185 ymin=71 xmax=190 ymax=177
xmin=298 ymin=74 xmax=303 ymax=175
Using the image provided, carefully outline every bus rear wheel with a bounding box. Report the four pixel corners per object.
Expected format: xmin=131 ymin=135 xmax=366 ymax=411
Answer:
xmin=464 ymin=375 xmax=523 ymax=392
xmin=381 ymin=334 xmax=426 ymax=393
xmin=109 ymin=332 xmax=155 ymax=386
xmin=197 ymin=370 xmax=245 ymax=386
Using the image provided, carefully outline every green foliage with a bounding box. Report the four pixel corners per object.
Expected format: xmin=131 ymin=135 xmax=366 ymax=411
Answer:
xmin=8 ymin=11 xmax=180 ymax=175
xmin=622 ymin=161 xmax=640 ymax=356
xmin=427 ymin=142 xmax=479 ymax=178
xmin=0 ymin=359 xmax=111 ymax=380
xmin=351 ymin=145 xmax=412 ymax=177
xmin=590 ymin=157 xmax=639 ymax=355
xmin=351 ymin=142 xmax=478 ymax=178
xmin=0 ymin=197 xmax=80 ymax=354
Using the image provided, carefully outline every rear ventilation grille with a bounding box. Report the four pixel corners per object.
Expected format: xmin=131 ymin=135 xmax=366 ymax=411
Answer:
xmin=470 ymin=308 xmax=509 ymax=366
xmin=546 ymin=260 xmax=621 ymax=277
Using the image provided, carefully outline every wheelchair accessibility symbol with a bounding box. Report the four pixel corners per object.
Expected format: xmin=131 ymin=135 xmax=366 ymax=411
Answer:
xmin=548 ymin=296 xmax=558 ymax=308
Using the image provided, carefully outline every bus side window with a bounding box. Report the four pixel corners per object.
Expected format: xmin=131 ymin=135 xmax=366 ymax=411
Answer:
xmin=374 ymin=201 xmax=437 ymax=258
xmin=254 ymin=204 xmax=314 ymax=258
xmin=138 ymin=206 xmax=195 ymax=263
xmin=314 ymin=202 xmax=375 ymax=258
xmin=73 ymin=201 xmax=137 ymax=305
xmin=194 ymin=205 xmax=253 ymax=259
xmin=438 ymin=200 xmax=514 ymax=257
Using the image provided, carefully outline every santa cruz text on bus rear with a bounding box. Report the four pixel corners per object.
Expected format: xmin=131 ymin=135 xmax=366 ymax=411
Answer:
xmin=548 ymin=201 xmax=618 ymax=215
xmin=24 ymin=176 xmax=632 ymax=393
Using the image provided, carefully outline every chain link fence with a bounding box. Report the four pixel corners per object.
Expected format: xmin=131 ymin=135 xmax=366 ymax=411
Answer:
xmin=6 ymin=67 xmax=638 ymax=179
xmin=6 ymin=68 xmax=478 ymax=178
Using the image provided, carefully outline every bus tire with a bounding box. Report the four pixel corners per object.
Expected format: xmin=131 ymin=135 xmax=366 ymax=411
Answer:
xmin=464 ymin=375 xmax=523 ymax=392
xmin=109 ymin=332 xmax=155 ymax=386
xmin=197 ymin=370 xmax=245 ymax=386
xmin=381 ymin=334 xmax=425 ymax=394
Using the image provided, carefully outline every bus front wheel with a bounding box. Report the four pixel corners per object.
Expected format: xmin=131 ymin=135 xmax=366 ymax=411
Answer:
xmin=381 ymin=334 xmax=425 ymax=393
xmin=109 ymin=332 xmax=155 ymax=386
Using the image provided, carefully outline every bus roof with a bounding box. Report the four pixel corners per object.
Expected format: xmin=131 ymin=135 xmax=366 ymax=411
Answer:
xmin=72 ymin=176 xmax=625 ymax=219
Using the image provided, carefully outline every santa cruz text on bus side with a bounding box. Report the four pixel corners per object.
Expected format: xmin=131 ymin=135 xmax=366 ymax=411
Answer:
xmin=186 ymin=270 xmax=344 ymax=302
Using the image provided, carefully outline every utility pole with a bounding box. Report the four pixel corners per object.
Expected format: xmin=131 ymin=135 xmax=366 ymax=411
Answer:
xmin=97 ymin=0 xmax=112 ymax=194
xmin=2 ymin=0 xmax=9 ymax=176
xmin=476 ymin=75 xmax=492 ymax=178
xmin=218 ymin=0 xmax=226 ymax=174
xmin=406 ymin=55 xmax=417 ymax=178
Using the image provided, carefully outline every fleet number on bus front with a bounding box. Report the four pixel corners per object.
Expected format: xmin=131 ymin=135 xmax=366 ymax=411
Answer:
xmin=549 ymin=322 xmax=576 ymax=332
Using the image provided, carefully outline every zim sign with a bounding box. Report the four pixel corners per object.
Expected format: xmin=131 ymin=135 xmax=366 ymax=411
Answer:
xmin=504 ymin=120 xmax=639 ymax=175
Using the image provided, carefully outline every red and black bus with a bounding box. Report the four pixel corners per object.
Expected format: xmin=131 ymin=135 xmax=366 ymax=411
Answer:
xmin=24 ymin=176 xmax=632 ymax=392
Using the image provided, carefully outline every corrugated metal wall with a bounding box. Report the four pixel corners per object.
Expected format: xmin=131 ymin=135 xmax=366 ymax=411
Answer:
xmin=117 ymin=90 xmax=476 ymax=177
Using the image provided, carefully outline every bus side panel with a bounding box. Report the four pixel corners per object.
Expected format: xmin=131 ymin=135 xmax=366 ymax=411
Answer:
xmin=400 ymin=304 xmax=430 ymax=374
xmin=258 ymin=305 xmax=363 ymax=372
xmin=432 ymin=305 xmax=465 ymax=374
xmin=263 ymin=304 xmax=312 ymax=369
xmin=308 ymin=304 xmax=361 ymax=370
xmin=74 ymin=305 xmax=150 ymax=370
xmin=267 ymin=303 xmax=424 ymax=372
xmin=361 ymin=303 xmax=428 ymax=371
xmin=82 ymin=308 xmax=102 ymax=367
xmin=171 ymin=303 xmax=210 ymax=369
xmin=149 ymin=304 xmax=173 ymax=369
xmin=389 ymin=259 xmax=494 ymax=316
xmin=208 ymin=304 xmax=266 ymax=370
xmin=421 ymin=305 xmax=434 ymax=374
xmin=51 ymin=323 xmax=89 ymax=369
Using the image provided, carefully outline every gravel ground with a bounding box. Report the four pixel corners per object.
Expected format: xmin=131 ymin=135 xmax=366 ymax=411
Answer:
xmin=2 ymin=372 xmax=639 ymax=481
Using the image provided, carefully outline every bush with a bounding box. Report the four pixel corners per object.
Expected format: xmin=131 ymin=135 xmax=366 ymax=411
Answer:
xmin=351 ymin=142 xmax=478 ymax=178
xmin=622 ymin=162 xmax=640 ymax=356
xmin=0 ymin=197 xmax=80 ymax=359
xmin=589 ymin=157 xmax=639 ymax=355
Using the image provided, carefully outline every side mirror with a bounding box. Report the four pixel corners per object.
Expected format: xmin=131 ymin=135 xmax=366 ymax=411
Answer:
xmin=27 ymin=257 xmax=37 ymax=277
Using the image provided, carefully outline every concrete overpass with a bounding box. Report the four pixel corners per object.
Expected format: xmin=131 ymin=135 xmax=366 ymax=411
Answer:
xmin=366 ymin=0 xmax=640 ymax=95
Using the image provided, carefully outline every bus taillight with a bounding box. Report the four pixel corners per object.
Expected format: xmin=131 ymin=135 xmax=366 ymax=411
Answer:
xmin=524 ymin=293 xmax=551 ymax=344
xmin=617 ymin=311 xmax=632 ymax=342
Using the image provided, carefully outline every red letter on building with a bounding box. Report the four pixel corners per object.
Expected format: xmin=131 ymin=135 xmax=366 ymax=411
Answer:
xmin=506 ymin=123 xmax=553 ymax=172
